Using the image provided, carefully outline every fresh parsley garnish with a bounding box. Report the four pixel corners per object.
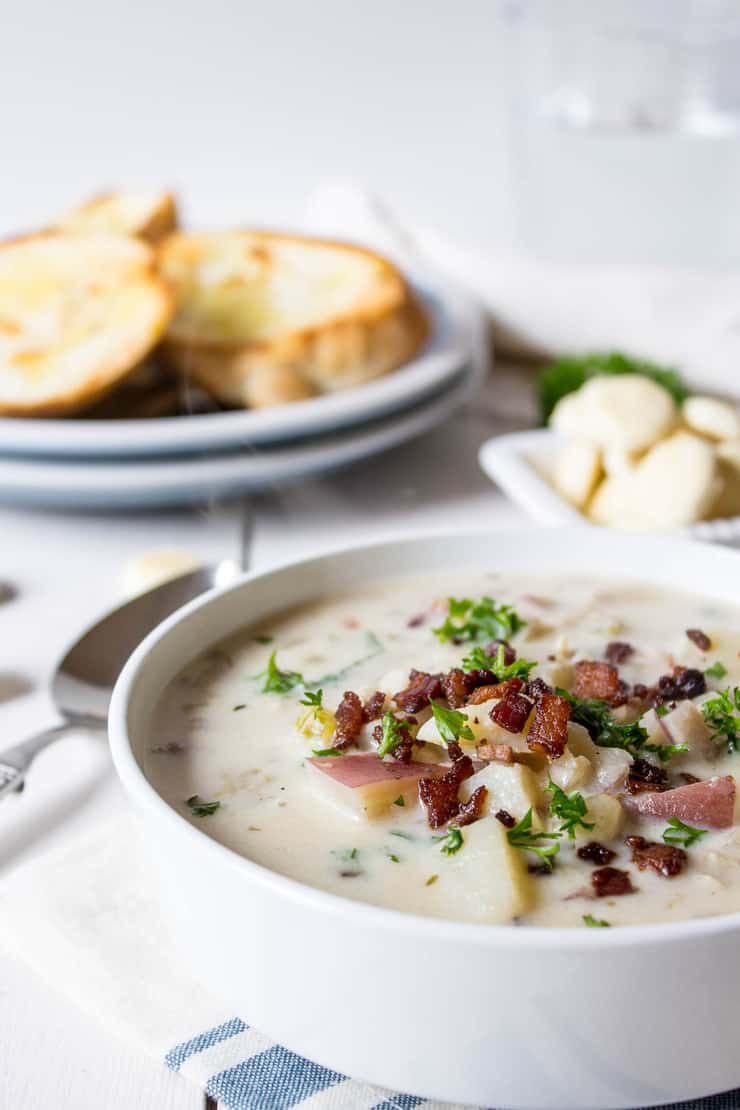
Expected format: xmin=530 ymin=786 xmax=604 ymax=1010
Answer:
xmin=186 ymin=795 xmax=220 ymax=818
xmin=461 ymin=643 xmax=536 ymax=681
xmin=388 ymin=853 xmax=400 ymax=863
xmin=557 ymin=688 xmax=649 ymax=755
xmin=705 ymin=661 xmax=728 ymax=680
xmin=393 ymin=795 xmax=405 ymax=807
xmin=391 ymin=829 xmax=413 ymax=840
xmin=254 ymin=634 xmax=273 ymax=644
xmin=300 ymin=688 xmax=323 ymax=709
xmin=655 ymin=705 xmax=669 ymax=717
xmin=311 ymin=747 xmax=344 ymax=757
xmin=545 ymin=780 xmax=594 ymax=839
xmin=583 ymin=914 xmax=611 ymax=928
xmin=377 ymin=711 xmax=406 ymax=758
xmin=434 ymin=596 xmax=526 ymax=644
xmin=642 ymin=741 xmax=689 ymax=763
xmin=429 ymin=700 xmax=474 ymax=744
xmin=506 ymin=808 xmax=561 ymax=870
xmin=436 ymin=824 xmax=464 ymax=856
xmin=260 ymin=651 xmax=304 ymax=694
xmin=702 ymin=687 xmax=740 ymax=753
xmin=233 ymin=703 xmax=246 ymax=712
xmin=662 ymin=817 xmax=708 ymax=849
xmin=538 ymin=350 xmax=687 ymax=423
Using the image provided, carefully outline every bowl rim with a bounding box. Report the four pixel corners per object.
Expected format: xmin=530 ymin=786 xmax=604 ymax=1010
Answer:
xmin=109 ymin=526 xmax=740 ymax=950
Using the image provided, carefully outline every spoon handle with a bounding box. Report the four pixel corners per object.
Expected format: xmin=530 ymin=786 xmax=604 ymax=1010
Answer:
xmin=0 ymin=724 xmax=75 ymax=799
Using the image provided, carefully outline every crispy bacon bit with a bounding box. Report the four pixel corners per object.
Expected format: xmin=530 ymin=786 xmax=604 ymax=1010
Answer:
xmin=653 ymin=666 xmax=706 ymax=705
xmin=441 ymin=668 xmax=475 ymax=708
xmin=455 ymin=785 xmax=489 ymax=827
xmin=362 ymin=691 xmax=386 ymax=723
xmin=464 ymin=668 xmax=498 ymax=689
xmin=407 ymin=612 xmax=426 ymax=628
xmin=610 ymin=679 xmax=631 ymax=709
xmin=624 ymin=775 xmax=736 ymax=829
xmin=468 ymin=678 xmax=524 ymax=706
xmin=495 ymin=809 xmax=516 ymax=828
xmin=627 ymin=836 xmax=687 ymax=878
xmin=605 ymin=641 xmax=634 ymax=665
xmin=573 ymin=660 xmax=620 ymax=701
xmin=490 ymin=691 xmax=532 ymax=734
xmin=419 ymin=754 xmax=474 ymax=828
xmin=686 ymin=628 xmax=712 ymax=652
xmin=526 ymin=676 xmax=553 ymax=701
xmin=334 ymin=691 xmax=364 ymax=749
xmin=591 ymin=866 xmax=635 ymax=898
xmin=526 ymin=693 xmax=570 ymax=759
xmin=625 ymin=758 xmax=668 ymax=795
xmin=393 ymin=669 xmax=443 ymax=713
xmin=577 ymin=841 xmax=617 ymax=866
xmin=478 ymin=741 xmax=514 ymax=764
xmin=632 ymin=683 xmax=649 ymax=701
xmin=486 ymin=639 xmax=516 ymax=665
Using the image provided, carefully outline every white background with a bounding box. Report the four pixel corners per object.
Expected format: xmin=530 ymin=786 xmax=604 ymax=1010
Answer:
xmin=0 ymin=0 xmax=513 ymax=244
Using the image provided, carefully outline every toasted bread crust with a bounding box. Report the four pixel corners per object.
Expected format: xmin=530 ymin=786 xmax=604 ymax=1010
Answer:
xmin=158 ymin=230 xmax=429 ymax=406
xmin=55 ymin=190 xmax=178 ymax=245
xmin=0 ymin=233 xmax=174 ymax=417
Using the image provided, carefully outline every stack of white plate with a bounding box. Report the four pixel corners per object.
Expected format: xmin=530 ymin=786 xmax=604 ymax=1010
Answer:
xmin=0 ymin=286 xmax=483 ymax=510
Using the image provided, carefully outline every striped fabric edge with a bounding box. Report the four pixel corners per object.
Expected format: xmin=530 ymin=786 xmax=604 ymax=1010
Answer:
xmin=165 ymin=1019 xmax=740 ymax=1110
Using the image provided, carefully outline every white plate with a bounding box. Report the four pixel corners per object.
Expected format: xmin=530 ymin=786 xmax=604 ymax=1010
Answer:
xmin=479 ymin=427 xmax=740 ymax=544
xmin=0 ymin=287 xmax=471 ymax=459
xmin=0 ymin=362 xmax=481 ymax=510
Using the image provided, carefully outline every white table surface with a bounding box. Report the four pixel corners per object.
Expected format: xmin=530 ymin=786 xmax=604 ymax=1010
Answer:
xmin=0 ymin=365 xmax=535 ymax=1110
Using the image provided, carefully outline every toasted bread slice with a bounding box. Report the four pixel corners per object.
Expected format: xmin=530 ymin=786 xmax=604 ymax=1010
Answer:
xmin=56 ymin=190 xmax=178 ymax=245
xmin=0 ymin=234 xmax=173 ymax=416
xmin=157 ymin=231 xmax=429 ymax=407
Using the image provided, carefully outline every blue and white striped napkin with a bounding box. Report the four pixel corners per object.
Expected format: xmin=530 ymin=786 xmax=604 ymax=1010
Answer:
xmin=0 ymin=818 xmax=739 ymax=1110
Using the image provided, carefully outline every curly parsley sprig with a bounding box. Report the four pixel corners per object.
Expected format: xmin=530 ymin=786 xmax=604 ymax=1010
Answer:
xmin=702 ymin=686 xmax=740 ymax=753
xmin=434 ymin=596 xmax=526 ymax=645
xmin=461 ymin=643 xmax=536 ymax=681
xmin=545 ymin=781 xmax=594 ymax=840
xmin=506 ymin=808 xmax=561 ymax=870
xmin=429 ymin=700 xmax=474 ymax=744
xmin=662 ymin=817 xmax=708 ymax=849
xmin=556 ymin=688 xmax=649 ymax=755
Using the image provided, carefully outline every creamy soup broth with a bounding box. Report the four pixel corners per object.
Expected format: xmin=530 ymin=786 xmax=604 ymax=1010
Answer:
xmin=143 ymin=571 xmax=740 ymax=927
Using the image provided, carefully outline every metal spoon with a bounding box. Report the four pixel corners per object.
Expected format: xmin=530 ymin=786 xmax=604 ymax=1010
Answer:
xmin=0 ymin=561 xmax=239 ymax=800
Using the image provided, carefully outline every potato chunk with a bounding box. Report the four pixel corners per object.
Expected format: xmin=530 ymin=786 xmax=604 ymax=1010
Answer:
xmin=465 ymin=762 xmax=545 ymax=830
xmin=576 ymin=793 xmax=625 ymax=842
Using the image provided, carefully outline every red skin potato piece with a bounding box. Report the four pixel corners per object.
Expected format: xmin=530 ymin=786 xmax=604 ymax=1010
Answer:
xmin=624 ymin=775 xmax=736 ymax=829
xmin=308 ymin=753 xmax=446 ymax=788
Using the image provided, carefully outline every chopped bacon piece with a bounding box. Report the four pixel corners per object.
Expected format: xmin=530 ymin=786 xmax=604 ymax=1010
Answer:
xmin=627 ymin=836 xmax=687 ymax=878
xmin=526 ymin=676 xmax=553 ymax=700
xmin=652 ymin=666 xmax=706 ymax=705
xmin=495 ymin=809 xmax=516 ymax=828
xmin=441 ymin=668 xmax=475 ymax=708
xmin=624 ymin=775 xmax=736 ymax=829
xmin=393 ymin=669 xmax=443 ymax=713
xmin=407 ymin=612 xmax=426 ymax=628
xmin=371 ymin=717 xmax=416 ymax=764
xmin=478 ymin=741 xmax=514 ymax=764
xmin=605 ymin=641 xmax=634 ymax=665
xmin=686 ymin=628 xmax=712 ymax=651
xmin=486 ymin=639 xmax=516 ymax=665
xmin=577 ymin=842 xmax=617 ymax=866
xmin=455 ymin=785 xmax=489 ymax=827
xmin=490 ymin=691 xmax=532 ymax=734
xmin=526 ymin=693 xmax=570 ymax=759
xmin=591 ymin=866 xmax=635 ymax=897
xmin=573 ymin=660 xmax=620 ymax=701
xmin=625 ymin=758 xmax=668 ymax=795
xmin=464 ymin=667 xmax=498 ymax=689
xmin=362 ymin=691 xmax=386 ymax=723
xmin=468 ymin=678 xmax=524 ymax=706
xmin=334 ymin=691 xmax=363 ymax=749
xmin=419 ymin=754 xmax=474 ymax=828
xmin=308 ymin=753 xmax=445 ymax=788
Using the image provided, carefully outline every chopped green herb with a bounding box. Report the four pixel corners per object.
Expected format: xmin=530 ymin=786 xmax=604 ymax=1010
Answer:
xmin=655 ymin=705 xmax=668 ymax=717
xmin=545 ymin=780 xmax=594 ymax=839
xmin=300 ymin=688 xmax=323 ymax=709
xmin=186 ymin=795 xmax=221 ymax=818
xmin=434 ymin=596 xmax=526 ymax=645
xmin=429 ymin=699 xmax=474 ymax=744
xmin=702 ymin=687 xmax=740 ymax=753
xmin=259 ymin=651 xmax=304 ymax=695
xmin=342 ymin=848 xmax=359 ymax=861
xmin=583 ymin=914 xmax=611 ymax=928
xmin=254 ymin=634 xmax=273 ymax=644
xmin=376 ymin=711 xmax=406 ymax=757
xmin=642 ymin=741 xmax=689 ymax=763
xmin=662 ymin=817 xmax=708 ymax=849
xmin=506 ymin=808 xmax=561 ymax=870
xmin=393 ymin=795 xmax=405 ymax=807
xmin=537 ymin=350 xmax=687 ymax=423
xmin=391 ymin=830 xmax=413 ymax=841
xmin=461 ymin=643 xmax=536 ymax=681
xmin=706 ymin=661 xmax=728 ymax=680
xmin=388 ymin=854 xmax=400 ymax=863
xmin=436 ymin=824 xmax=464 ymax=856
xmin=311 ymin=747 xmax=344 ymax=758
xmin=425 ymin=874 xmax=439 ymax=886
xmin=557 ymin=688 xmax=649 ymax=755
xmin=232 ymin=703 xmax=246 ymax=712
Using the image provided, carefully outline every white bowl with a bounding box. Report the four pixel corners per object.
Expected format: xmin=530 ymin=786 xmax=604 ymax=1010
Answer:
xmin=479 ymin=428 xmax=740 ymax=544
xmin=109 ymin=529 xmax=740 ymax=1110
